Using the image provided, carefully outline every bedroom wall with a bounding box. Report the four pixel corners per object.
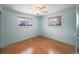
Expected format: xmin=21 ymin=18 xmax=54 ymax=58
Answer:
xmin=41 ymin=7 xmax=76 ymax=46
xmin=0 ymin=7 xmax=39 ymax=47
xmin=37 ymin=16 xmax=43 ymax=35
xmin=0 ymin=6 xmax=2 ymax=47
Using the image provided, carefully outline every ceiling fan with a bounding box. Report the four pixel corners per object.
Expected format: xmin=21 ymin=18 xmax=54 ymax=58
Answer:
xmin=32 ymin=4 xmax=48 ymax=15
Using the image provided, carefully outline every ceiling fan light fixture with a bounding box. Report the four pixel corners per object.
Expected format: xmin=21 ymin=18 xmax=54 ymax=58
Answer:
xmin=32 ymin=4 xmax=46 ymax=14
xmin=32 ymin=4 xmax=48 ymax=15
xmin=32 ymin=4 xmax=45 ymax=10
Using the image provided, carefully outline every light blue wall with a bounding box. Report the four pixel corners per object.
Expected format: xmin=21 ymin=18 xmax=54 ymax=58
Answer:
xmin=0 ymin=11 xmax=2 ymax=47
xmin=37 ymin=16 xmax=43 ymax=35
xmin=41 ymin=8 xmax=76 ymax=45
xmin=0 ymin=6 xmax=1 ymax=11
xmin=0 ymin=7 xmax=39 ymax=47
xmin=0 ymin=6 xmax=2 ymax=47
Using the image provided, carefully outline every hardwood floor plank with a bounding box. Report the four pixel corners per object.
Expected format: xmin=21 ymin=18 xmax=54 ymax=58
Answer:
xmin=0 ymin=36 xmax=75 ymax=54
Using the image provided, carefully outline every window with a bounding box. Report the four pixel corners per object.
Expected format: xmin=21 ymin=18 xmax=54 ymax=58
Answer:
xmin=48 ymin=16 xmax=61 ymax=26
xmin=18 ymin=17 xmax=32 ymax=26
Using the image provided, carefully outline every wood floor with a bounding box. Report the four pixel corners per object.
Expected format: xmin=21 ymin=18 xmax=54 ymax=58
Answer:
xmin=0 ymin=36 xmax=75 ymax=54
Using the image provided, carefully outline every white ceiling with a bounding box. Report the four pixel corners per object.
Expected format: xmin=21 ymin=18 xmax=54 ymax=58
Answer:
xmin=2 ymin=4 xmax=75 ymax=16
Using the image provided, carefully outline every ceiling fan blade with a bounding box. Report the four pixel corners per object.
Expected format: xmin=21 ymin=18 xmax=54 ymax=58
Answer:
xmin=41 ymin=11 xmax=48 ymax=13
